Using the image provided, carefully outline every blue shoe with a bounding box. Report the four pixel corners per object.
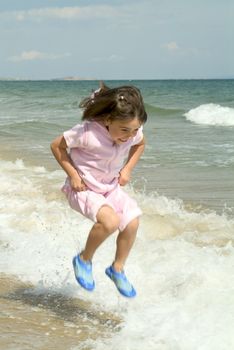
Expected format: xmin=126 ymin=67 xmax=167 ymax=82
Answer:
xmin=105 ymin=265 xmax=136 ymax=298
xmin=72 ymin=254 xmax=95 ymax=291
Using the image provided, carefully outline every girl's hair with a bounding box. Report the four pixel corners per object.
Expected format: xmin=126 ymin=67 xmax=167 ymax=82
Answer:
xmin=79 ymin=82 xmax=147 ymax=124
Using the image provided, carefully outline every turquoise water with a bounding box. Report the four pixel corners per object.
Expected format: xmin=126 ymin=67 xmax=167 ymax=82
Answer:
xmin=1 ymin=80 xmax=234 ymax=350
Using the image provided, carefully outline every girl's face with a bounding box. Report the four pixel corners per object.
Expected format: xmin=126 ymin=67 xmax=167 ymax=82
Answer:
xmin=106 ymin=117 xmax=141 ymax=144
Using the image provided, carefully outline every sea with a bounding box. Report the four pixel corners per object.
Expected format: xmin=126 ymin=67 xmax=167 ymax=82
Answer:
xmin=0 ymin=79 xmax=234 ymax=350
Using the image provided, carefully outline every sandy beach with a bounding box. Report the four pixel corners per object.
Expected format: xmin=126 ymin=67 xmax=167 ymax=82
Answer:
xmin=0 ymin=274 xmax=121 ymax=350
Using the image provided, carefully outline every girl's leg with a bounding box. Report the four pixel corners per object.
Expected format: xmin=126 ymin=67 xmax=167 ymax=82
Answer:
xmin=113 ymin=217 xmax=139 ymax=272
xmin=82 ymin=205 xmax=120 ymax=262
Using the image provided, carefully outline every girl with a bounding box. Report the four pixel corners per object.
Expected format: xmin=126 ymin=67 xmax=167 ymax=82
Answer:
xmin=51 ymin=82 xmax=147 ymax=298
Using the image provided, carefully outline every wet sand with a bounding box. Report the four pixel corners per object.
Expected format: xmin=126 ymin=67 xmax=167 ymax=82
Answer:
xmin=0 ymin=274 xmax=121 ymax=350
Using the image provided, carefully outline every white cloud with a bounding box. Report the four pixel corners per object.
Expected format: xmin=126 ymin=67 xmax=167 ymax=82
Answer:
xmin=163 ymin=41 xmax=179 ymax=51
xmin=91 ymin=54 xmax=125 ymax=63
xmin=162 ymin=41 xmax=200 ymax=56
xmin=1 ymin=6 xmax=121 ymax=22
xmin=8 ymin=51 xmax=71 ymax=62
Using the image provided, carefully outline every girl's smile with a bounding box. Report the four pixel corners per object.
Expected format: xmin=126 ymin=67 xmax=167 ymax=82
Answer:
xmin=105 ymin=117 xmax=142 ymax=144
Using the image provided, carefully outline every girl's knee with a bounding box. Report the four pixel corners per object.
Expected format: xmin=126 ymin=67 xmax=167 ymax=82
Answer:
xmin=103 ymin=217 xmax=120 ymax=234
xmin=97 ymin=205 xmax=120 ymax=234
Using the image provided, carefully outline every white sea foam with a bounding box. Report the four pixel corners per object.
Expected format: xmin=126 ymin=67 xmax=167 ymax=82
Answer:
xmin=184 ymin=104 xmax=234 ymax=126
xmin=1 ymin=159 xmax=234 ymax=349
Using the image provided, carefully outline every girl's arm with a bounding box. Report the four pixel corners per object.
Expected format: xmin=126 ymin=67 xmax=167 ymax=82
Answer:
xmin=50 ymin=135 xmax=87 ymax=191
xmin=119 ymin=136 xmax=145 ymax=186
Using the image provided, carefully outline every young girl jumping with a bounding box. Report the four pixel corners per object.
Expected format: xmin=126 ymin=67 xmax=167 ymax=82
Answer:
xmin=51 ymin=82 xmax=147 ymax=298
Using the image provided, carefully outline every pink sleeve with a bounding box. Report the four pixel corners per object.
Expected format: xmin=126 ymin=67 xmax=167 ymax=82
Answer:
xmin=63 ymin=123 xmax=86 ymax=148
xmin=132 ymin=126 xmax=144 ymax=146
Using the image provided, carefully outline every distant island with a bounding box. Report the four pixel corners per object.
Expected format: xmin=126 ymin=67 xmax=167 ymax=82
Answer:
xmin=0 ymin=76 xmax=96 ymax=81
xmin=52 ymin=76 xmax=96 ymax=81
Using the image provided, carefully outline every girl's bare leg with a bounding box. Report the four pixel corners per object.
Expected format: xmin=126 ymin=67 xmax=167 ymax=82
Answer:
xmin=113 ymin=217 xmax=139 ymax=272
xmin=81 ymin=205 xmax=120 ymax=262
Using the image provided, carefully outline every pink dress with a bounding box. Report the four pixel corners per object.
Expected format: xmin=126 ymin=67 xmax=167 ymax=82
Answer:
xmin=62 ymin=121 xmax=143 ymax=231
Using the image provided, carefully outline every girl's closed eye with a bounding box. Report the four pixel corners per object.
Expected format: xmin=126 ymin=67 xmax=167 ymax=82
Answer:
xmin=121 ymin=128 xmax=139 ymax=133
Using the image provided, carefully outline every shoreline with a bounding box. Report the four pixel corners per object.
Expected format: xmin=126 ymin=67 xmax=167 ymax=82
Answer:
xmin=0 ymin=273 xmax=121 ymax=350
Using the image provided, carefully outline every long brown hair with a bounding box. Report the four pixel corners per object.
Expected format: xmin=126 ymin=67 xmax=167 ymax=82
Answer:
xmin=79 ymin=82 xmax=147 ymax=124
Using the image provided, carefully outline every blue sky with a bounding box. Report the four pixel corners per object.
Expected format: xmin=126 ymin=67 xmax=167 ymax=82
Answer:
xmin=0 ymin=0 xmax=233 ymax=80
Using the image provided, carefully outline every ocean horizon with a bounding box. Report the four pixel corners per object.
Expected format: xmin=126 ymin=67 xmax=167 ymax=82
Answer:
xmin=1 ymin=77 xmax=234 ymax=81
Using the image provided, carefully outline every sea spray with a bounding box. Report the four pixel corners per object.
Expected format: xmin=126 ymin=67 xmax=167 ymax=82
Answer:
xmin=184 ymin=104 xmax=234 ymax=126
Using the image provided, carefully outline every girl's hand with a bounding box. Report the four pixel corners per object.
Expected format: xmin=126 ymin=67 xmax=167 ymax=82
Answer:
xmin=119 ymin=167 xmax=131 ymax=186
xmin=50 ymin=135 xmax=87 ymax=191
xmin=70 ymin=173 xmax=87 ymax=192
